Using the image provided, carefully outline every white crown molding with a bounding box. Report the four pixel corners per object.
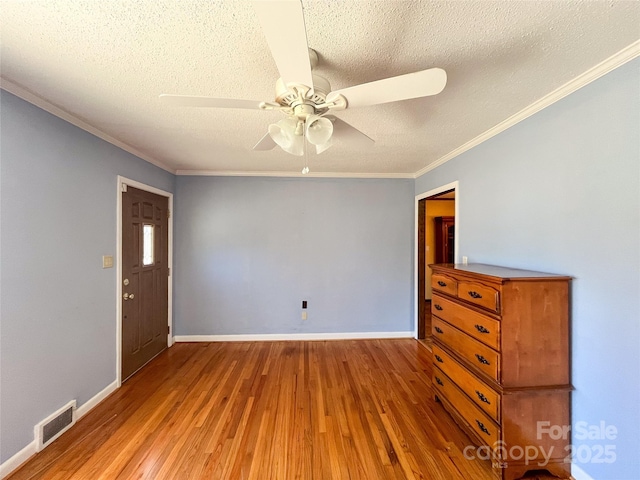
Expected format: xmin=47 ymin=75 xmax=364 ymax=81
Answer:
xmin=4 ymin=39 xmax=637 ymax=181
xmin=174 ymin=331 xmax=413 ymax=342
xmin=0 ymin=78 xmax=176 ymax=174
xmin=414 ymin=40 xmax=640 ymax=179
xmin=176 ymin=169 xmax=414 ymax=179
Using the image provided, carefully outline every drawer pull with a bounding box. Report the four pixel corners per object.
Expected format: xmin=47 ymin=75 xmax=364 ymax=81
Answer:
xmin=468 ymin=291 xmax=483 ymax=299
xmin=434 ymin=304 xmax=443 ymax=311
xmin=435 ymin=355 xmax=444 ymax=363
xmin=475 ymin=390 xmax=491 ymax=404
xmin=437 ymin=281 xmax=447 ymax=287
xmin=434 ymin=326 xmax=443 ymax=334
xmin=475 ymin=354 xmax=490 ymax=365
xmin=476 ymin=420 xmax=490 ymax=435
xmin=474 ymin=324 xmax=490 ymax=334
xmin=435 ymin=376 xmax=444 ymax=386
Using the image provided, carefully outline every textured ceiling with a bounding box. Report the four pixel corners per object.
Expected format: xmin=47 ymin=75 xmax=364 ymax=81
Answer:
xmin=1 ymin=1 xmax=639 ymax=176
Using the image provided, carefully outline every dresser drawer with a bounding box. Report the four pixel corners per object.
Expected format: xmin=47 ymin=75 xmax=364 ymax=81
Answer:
xmin=457 ymin=280 xmax=500 ymax=313
xmin=432 ymin=367 xmax=501 ymax=448
xmin=432 ymin=294 xmax=500 ymax=350
xmin=431 ymin=273 xmax=457 ymax=296
xmin=433 ymin=328 xmax=500 ymax=382
xmin=431 ymin=348 xmax=500 ymax=421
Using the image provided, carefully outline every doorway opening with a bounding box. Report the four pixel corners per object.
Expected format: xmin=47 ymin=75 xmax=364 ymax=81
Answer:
xmin=415 ymin=182 xmax=458 ymax=346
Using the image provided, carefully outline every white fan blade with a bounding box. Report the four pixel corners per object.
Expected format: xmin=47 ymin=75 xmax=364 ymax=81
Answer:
xmin=326 ymin=68 xmax=446 ymax=109
xmin=160 ymin=94 xmax=264 ymax=109
xmin=252 ymin=0 xmax=313 ymax=90
xmin=328 ymin=116 xmax=375 ymax=146
xmin=253 ymin=132 xmax=277 ymax=151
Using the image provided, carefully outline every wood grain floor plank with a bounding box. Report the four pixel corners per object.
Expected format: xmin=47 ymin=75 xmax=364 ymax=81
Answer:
xmin=7 ymin=339 xmax=515 ymax=480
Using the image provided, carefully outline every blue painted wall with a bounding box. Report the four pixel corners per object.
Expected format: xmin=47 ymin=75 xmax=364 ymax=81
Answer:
xmin=415 ymin=59 xmax=640 ymax=479
xmin=0 ymin=91 xmax=175 ymax=462
xmin=2 ymin=55 xmax=638 ymax=479
xmin=174 ymin=176 xmax=414 ymax=336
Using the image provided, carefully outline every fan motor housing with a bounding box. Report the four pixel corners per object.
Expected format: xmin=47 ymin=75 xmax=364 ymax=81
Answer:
xmin=275 ymin=74 xmax=331 ymax=113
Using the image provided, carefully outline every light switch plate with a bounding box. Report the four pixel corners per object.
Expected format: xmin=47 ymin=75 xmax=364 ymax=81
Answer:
xmin=102 ymin=255 xmax=114 ymax=268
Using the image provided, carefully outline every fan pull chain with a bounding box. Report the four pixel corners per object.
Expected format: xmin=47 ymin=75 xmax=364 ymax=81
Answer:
xmin=302 ymin=119 xmax=310 ymax=174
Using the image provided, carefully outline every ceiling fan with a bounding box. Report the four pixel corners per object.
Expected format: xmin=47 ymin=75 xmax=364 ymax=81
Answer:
xmin=159 ymin=0 xmax=446 ymax=166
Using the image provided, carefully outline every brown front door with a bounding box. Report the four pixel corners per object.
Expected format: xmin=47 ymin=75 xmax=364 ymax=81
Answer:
xmin=122 ymin=185 xmax=169 ymax=381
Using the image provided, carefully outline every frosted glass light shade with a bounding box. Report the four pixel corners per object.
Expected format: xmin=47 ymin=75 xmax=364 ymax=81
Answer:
xmin=316 ymin=137 xmax=332 ymax=154
xmin=306 ymin=115 xmax=333 ymax=146
xmin=268 ymin=118 xmax=304 ymax=156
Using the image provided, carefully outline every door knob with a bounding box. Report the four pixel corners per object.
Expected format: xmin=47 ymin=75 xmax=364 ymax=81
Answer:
xmin=123 ymin=293 xmax=135 ymax=300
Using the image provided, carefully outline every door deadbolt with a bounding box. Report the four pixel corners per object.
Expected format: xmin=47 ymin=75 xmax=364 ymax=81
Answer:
xmin=123 ymin=278 xmax=129 ymax=286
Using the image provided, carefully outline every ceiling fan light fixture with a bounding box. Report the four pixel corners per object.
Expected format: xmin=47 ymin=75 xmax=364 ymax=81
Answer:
xmin=268 ymin=118 xmax=304 ymax=156
xmin=315 ymin=137 xmax=332 ymax=154
xmin=306 ymin=115 xmax=333 ymax=146
xmin=161 ymin=1 xmax=448 ymax=162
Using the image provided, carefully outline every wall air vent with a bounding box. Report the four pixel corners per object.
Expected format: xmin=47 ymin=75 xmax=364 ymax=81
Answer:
xmin=34 ymin=400 xmax=77 ymax=452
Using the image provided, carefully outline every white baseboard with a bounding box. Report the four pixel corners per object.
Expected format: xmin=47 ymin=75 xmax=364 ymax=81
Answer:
xmin=76 ymin=380 xmax=118 ymax=419
xmin=174 ymin=331 xmax=414 ymax=342
xmin=0 ymin=442 xmax=37 ymax=479
xmin=571 ymin=463 xmax=596 ymax=480
xmin=0 ymin=379 xmax=119 ymax=479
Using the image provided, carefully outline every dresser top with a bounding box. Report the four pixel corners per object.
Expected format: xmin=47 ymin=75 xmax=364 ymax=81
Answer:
xmin=430 ymin=263 xmax=571 ymax=281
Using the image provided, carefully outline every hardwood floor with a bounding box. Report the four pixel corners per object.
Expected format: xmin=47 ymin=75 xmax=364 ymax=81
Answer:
xmin=418 ymin=299 xmax=433 ymax=351
xmin=417 ymin=338 xmax=432 ymax=351
xmin=9 ymin=339 xmax=536 ymax=479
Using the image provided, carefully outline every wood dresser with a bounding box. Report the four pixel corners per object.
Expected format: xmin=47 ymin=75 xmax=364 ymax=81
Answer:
xmin=429 ymin=263 xmax=572 ymax=480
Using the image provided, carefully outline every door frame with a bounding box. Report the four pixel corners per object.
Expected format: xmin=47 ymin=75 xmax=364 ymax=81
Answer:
xmin=414 ymin=180 xmax=459 ymax=338
xmin=116 ymin=175 xmax=174 ymax=387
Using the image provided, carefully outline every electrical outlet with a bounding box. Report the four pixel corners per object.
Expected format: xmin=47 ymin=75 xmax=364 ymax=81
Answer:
xmin=462 ymin=256 xmax=468 ymax=265
xmin=302 ymin=311 xmax=307 ymax=320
